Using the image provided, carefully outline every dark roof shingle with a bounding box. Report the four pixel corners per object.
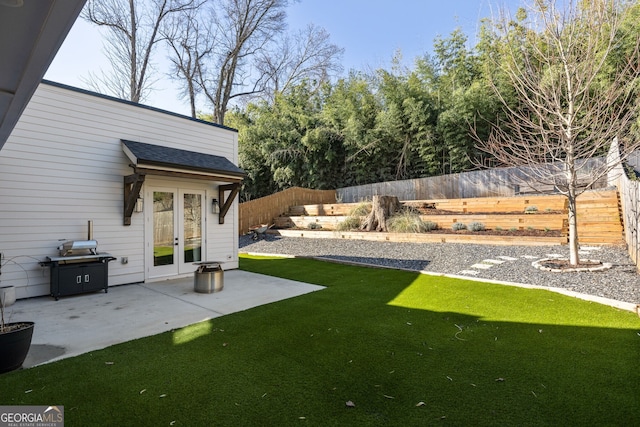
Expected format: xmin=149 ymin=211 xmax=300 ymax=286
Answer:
xmin=122 ymin=139 xmax=245 ymax=178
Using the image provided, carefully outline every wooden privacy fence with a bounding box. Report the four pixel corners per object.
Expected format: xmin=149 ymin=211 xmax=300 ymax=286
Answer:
xmin=337 ymin=160 xmax=608 ymax=202
xmin=239 ymin=187 xmax=336 ymax=235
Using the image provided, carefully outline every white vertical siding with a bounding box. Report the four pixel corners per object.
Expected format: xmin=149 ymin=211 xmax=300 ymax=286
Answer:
xmin=0 ymin=82 xmax=240 ymax=299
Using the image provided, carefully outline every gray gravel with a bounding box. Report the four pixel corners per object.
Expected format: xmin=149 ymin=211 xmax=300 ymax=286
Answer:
xmin=240 ymin=235 xmax=640 ymax=305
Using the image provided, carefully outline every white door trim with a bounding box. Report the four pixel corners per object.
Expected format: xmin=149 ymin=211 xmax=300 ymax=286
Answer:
xmin=145 ymin=186 xmax=206 ymax=281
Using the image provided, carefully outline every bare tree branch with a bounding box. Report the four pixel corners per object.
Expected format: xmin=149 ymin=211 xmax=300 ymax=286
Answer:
xmin=195 ymin=0 xmax=289 ymax=124
xmin=162 ymin=2 xmax=212 ymax=117
xmin=254 ymin=23 xmax=344 ymax=102
xmin=82 ymin=0 xmax=201 ymax=103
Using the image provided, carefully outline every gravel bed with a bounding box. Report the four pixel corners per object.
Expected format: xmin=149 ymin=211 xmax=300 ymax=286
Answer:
xmin=240 ymin=235 xmax=640 ymax=305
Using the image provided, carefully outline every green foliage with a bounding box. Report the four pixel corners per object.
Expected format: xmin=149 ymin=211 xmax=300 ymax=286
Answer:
xmin=624 ymin=163 xmax=639 ymax=181
xmin=525 ymin=205 xmax=539 ymax=213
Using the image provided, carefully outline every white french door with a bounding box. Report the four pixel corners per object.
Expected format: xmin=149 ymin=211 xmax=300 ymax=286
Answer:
xmin=148 ymin=187 xmax=205 ymax=279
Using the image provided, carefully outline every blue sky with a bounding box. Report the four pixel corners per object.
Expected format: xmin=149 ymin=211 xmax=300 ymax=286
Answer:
xmin=45 ymin=0 xmax=520 ymax=116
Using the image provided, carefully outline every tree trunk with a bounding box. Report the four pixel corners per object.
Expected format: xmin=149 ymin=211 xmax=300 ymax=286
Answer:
xmin=567 ymin=193 xmax=580 ymax=265
xmin=361 ymin=195 xmax=400 ymax=232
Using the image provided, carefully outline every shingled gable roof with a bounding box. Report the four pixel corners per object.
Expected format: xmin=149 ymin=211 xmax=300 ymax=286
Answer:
xmin=122 ymin=139 xmax=246 ymax=182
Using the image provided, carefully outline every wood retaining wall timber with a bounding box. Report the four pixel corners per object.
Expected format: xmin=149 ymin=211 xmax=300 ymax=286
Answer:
xmin=271 ymin=229 xmax=567 ymax=246
xmin=404 ymin=195 xmax=568 ymax=213
xmin=276 ymin=214 xmax=567 ymax=233
xmin=575 ymin=191 xmax=624 ymax=244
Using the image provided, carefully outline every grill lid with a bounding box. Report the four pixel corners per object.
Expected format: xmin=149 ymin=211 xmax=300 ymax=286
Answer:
xmin=57 ymin=240 xmax=98 ymax=256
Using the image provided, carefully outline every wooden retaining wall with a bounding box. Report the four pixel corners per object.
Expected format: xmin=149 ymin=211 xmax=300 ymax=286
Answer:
xmin=575 ymin=190 xmax=624 ymax=244
xmin=277 ymin=213 xmax=567 ymax=232
xmin=273 ymin=229 xmax=567 ymax=246
xmin=404 ymin=194 xmax=568 ymax=213
xmin=280 ymin=190 xmax=624 ymax=245
xmin=239 ymin=187 xmax=336 ymax=235
xmin=608 ymin=141 xmax=640 ymax=270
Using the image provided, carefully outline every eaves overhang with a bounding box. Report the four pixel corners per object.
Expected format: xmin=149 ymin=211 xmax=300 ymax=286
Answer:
xmin=121 ymin=139 xmax=246 ymax=226
xmin=0 ymin=0 xmax=87 ymax=148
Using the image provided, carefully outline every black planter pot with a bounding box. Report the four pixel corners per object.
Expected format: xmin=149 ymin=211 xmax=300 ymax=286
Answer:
xmin=0 ymin=322 xmax=35 ymax=374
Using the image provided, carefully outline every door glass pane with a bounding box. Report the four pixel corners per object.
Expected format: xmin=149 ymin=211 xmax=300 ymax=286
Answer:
xmin=153 ymin=191 xmax=174 ymax=266
xmin=183 ymin=193 xmax=202 ymax=263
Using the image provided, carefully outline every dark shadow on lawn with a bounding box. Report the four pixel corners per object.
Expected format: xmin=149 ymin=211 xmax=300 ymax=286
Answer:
xmin=313 ymin=255 xmax=430 ymax=271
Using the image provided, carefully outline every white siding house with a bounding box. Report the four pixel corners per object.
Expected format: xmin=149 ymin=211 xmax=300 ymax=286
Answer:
xmin=0 ymin=81 xmax=245 ymax=299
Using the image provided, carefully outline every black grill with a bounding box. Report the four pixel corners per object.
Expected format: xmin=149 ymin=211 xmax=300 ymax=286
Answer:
xmin=40 ymin=222 xmax=116 ymax=300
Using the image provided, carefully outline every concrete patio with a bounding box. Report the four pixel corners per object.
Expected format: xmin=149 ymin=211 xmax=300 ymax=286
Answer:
xmin=5 ymin=270 xmax=324 ymax=369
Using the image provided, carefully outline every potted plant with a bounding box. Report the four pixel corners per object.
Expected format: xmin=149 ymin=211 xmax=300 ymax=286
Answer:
xmin=0 ymin=259 xmax=35 ymax=374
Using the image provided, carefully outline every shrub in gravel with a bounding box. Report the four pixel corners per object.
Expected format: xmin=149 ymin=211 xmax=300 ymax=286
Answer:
xmin=467 ymin=222 xmax=485 ymax=232
xmin=452 ymin=222 xmax=467 ymax=231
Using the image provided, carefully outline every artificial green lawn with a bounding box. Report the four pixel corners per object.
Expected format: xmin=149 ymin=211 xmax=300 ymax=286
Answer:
xmin=1 ymin=255 xmax=639 ymax=426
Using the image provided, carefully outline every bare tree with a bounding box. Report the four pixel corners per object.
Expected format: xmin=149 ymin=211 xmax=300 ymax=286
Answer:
xmin=195 ymin=0 xmax=289 ymax=125
xmin=82 ymin=0 xmax=200 ymax=103
xmin=162 ymin=4 xmax=214 ymax=117
xmin=254 ymin=23 xmax=344 ymax=102
xmin=475 ymin=0 xmax=640 ymax=265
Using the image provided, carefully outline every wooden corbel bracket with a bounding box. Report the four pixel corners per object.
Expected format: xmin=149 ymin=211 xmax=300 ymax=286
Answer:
xmin=218 ymin=183 xmax=240 ymax=224
xmin=123 ymin=172 xmax=146 ymax=225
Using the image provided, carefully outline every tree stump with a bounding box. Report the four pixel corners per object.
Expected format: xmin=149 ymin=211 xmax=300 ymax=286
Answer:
xmin=361 ymin=195 xmax=401 ymax=232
